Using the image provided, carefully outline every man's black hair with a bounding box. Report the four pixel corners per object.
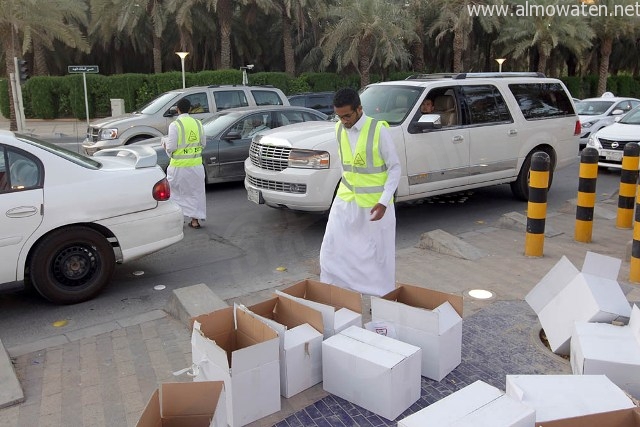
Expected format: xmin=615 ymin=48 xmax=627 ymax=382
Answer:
xmin=333 ymin=88 xmax=360 ymax=111
xmin=176 ymin=98 xmax=191 ymax=114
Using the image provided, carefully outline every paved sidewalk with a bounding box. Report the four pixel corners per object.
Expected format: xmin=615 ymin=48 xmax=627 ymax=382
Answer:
xmin=1 ymin=118 xmax=639 ymax=426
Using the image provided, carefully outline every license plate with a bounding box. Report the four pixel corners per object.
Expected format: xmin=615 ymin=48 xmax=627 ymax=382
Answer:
xmin=247 ymin=187 xmax=263 ymax=204
xmin=601 ymin=149 xmax=623 ymax=161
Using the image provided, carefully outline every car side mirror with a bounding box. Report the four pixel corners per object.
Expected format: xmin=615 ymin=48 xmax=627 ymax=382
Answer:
xmin=611 ymin=109 xmax=624 ymax=115
xmin=164 ymin=106 xmax=179 ymax=117
xmin=223 ymin=130 xmax=242 ymax=141
xmin=408 ymin=114 xmax=442 ymax=133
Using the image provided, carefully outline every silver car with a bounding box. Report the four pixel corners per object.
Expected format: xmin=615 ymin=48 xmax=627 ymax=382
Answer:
xmin=576 ymin=94 xmax=640 ymax=149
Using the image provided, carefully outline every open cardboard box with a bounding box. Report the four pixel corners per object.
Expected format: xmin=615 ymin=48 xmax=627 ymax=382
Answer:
xmin=571 ymin=304 xmax=640 ymax=398
xmin=534 ymin=407 xmax=640 ymax=427
xmin=525 ymin=252 xmax=631 ymax=355
xmin=398 ymin=380 xmax=535 ymax=427
xmin=244 ymin=296 xmax=324 ymax=398
xmin=371 ymin=283 xmax=463 ymax=381
xmin=190 ymin=306 xmax=280 ymax=427
xmin=276 ymin=279 xmax=362 ymax=338
xmin=137 ymin=381 xmax=226 ymax=427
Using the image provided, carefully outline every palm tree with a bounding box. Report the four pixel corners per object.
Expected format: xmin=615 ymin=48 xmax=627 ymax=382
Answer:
xmin=495 ymin=0 xmax=593 ymax=75
xmin=318 ymin=0 xmax=417 ymax=88
xmin=0 ymin=0 xmax=89 ymax=130
xmin=428 ymin=0 xmax=501 ymax=72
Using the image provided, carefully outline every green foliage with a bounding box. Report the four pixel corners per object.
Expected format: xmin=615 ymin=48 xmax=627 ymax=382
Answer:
xmin=0 ymin=79 xmax=9 ymax=119
xmin=560 ymin=76 xmax=582 ymax=99
xmin=108 ymin=74 xmax=148 ymax=112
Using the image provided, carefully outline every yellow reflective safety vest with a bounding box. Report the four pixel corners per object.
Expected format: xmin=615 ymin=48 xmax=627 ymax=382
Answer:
xmin=335 ymin=117 xmax=390 ymax=208
xmin=169 ymin=116 xmax=204 ymax=168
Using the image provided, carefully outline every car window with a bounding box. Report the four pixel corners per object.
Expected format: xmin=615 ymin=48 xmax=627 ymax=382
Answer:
xmin=252 ymin=90 xmax=284 ymax=106
xmin=575 ymin=100 xmax=614 ymax=116
xmin=302 ymin=111 xmax=327 ymax=121
xmin=185 ymin=92 xmax=210 ymax=114
xmin=308 ymin=95 xmax=333 ymax=111
xmin=214 ymin=90 xmax=249 ymax=110
xmin=230 ymin=113 xmax=272 ymax=138
xmin=288 ymin=96 xmax=305 ymax=107
xmin=460 ymin=85 xmax=512 ymax=125
xmin=360 ymin=85 xmax=422 ymax=125
xmin=17 ymin=134 xmax=101 ymax=169
xmin=509 ymin=83 xmax=574 ymax=120
xmin=138 ymin=91 xmax=182 ymax=114
xmin=619 ymin=107 xmax=640 ymax=125
xmin=0 ymin=146 xmax=42 ymax=192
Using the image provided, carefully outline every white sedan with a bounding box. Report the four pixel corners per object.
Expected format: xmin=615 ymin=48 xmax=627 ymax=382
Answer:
xmin=586 ymin=106 xmax=640 ymax=169
xmin=0 ymin=130 xmax=184 ymax=304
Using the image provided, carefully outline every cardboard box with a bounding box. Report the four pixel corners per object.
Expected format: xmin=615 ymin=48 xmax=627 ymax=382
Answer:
xmin=322 ymin=325 xmax=421 ymax=421
xmin=534 ymin=407 xmax=640 ymax=426
xmin=190 ymin=306 xmax=280 ymax=427
xmin=275 ymin=279 xmax=362 ymax=338
xmin=398 ymin=380 xmax=535 ymax=427
xmin=244 ymin=297 xmax=324 ymax=398
xmin=137 ymin=381 xmax=226 ymax=427
xmin=525 ymin=252 xmax=631 ymax=354
xmin=505 ymin=374 xmax=636 ymax=423
xmin=571 ymin=304 xmax=640 ymax=398
xmin=371 ymin=283 xmax=463 ymax=381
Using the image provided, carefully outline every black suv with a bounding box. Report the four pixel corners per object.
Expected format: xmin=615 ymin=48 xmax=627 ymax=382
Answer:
xmin=288 ymin=92 xmax=335 ymax=116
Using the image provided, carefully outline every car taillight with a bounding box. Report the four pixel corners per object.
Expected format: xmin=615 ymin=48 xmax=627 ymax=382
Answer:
xmin=153 ymin=178 xmax=171 ymax=201
xmin=574 ymin=120 xmax=581 ymax=136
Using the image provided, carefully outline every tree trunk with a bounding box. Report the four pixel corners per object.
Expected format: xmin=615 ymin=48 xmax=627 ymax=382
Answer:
xmin=537 ymin=46 xmax=547 ymax=74
xmin=358 ymin=35 xmax=372 ymax=88
xmin=218 ymin=0 xmax=233 ymax=69
xmin=282 ymin=13 xmax=295 ymax=76
xmin=33 ymin=40 xmax=49 ymax=76
xmin=153 ymin=34 xmax=162 ymax=74
xmin=1 ymin=27 xmax=18 ymax=131
xmin=597 ymin=37 xmax=612 ymax=96
xmin=411 ymin=17 xmax=425 ymax=72
xmin=452 ymin=29 xmax=464 ymax=72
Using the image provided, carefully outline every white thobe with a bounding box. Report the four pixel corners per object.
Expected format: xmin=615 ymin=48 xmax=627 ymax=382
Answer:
xmin=319 ymin=114 xmax=401 ymax=296
xmin=162 ymin=114 xmax=207 ymax=221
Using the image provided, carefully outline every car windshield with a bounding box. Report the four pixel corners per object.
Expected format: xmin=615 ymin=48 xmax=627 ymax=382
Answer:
xmin=136 ymin=91 xmax=182 ymax=115
xmin=576 ymin=100 xmax=615 ymax=116
xmin=360 ymin=85 xmax=423 ymax=125
xmin=202 ymin=112 xmax=242 ymax=137
xmin=618 ymin=107 xmax=640 ymax=125
xmin=17 ymin=134 xmax=101 ymax=169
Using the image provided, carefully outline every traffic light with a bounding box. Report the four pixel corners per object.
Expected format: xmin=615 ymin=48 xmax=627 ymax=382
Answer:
xmin=18 ymin=59 xmax=28 ymax=84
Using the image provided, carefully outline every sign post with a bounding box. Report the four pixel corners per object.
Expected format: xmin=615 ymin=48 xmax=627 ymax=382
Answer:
xmin=68 ymin=65 xmax=99 ymax=128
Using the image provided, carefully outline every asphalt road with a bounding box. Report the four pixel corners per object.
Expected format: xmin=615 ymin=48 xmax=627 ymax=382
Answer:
xmin=0 ymin=156 xmax=623 ymax=349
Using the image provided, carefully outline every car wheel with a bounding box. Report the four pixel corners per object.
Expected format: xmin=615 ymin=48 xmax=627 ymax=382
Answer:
xmin=126 ymin=136 xmax=151 ymax=145
xmin=510 ymin=152 xmax=554 ymax=201
xmin=30 ymin=227 xmax=115 ymax=304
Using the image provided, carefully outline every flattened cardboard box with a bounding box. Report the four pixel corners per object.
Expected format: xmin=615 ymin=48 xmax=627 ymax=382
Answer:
xmin=191 ymin=306 xmax=280 ymax=427
xmin=505 ymin=374 xmax=636 ymax=423
xmin=398 ymin=380 xmax=535 ymax=427
xmin=244 ymin=296 xmax=324 ymax=398
xmin=136 ymin=381 xmax=226 ymax=427
xmin=276 ymin=279 xmax=362 ymax=338
xmin=322 ymin=325 xmax=422 ymax=421
xmin=371 ymin=283 xmax=463 ymax=381
xmin=534 ymin=407 xmax=640 ymax=427
xmin=525 ymin=252 xmax=631 ymax=355
xmin=571 ymin=304 xmax=640 ymax=399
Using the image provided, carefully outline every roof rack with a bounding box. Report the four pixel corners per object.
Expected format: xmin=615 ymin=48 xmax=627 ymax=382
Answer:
xmin=405 ymin=72 xmax=546 ymax=81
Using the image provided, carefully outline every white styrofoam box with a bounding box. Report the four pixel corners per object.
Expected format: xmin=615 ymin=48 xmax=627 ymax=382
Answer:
xmin=243 ymin=297 xmax=324 ymax=398
xmin=505 ymin=374 xmax=636 ymax=423
xmin=190 ymin=306 xmax=281 ymax=427
xmin=275 ymin=279 xmax=362 ymax=338
xmin=371 ymin=284 xmax=463 ymax=381
xmin=525 ymin=252 xmax=631 ymax=355
xmin=571 ymin=304 xmax=640 ymax=398
xmin=322 ymin=325 xmax=421 ymax=421
xmin=398 ymin=380 xmax=535 ymax=427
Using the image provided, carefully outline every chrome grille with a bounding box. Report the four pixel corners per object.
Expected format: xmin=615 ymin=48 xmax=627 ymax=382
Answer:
xmin=246 ymin=175 xmax=306 ymax=194
xmin=249 ymin=141 xmax=291 ymax=171
xmin=599 ymin=138 xmax=639 ymax=150
xmin=87 ymin=127 xmax=100 ymax=142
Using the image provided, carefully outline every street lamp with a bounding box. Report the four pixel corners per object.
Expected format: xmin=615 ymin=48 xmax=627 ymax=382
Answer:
xmin=495 ymin=58 xmax=506 ymax=73
xmin=176 ymin=52 xmax=189 ymax=89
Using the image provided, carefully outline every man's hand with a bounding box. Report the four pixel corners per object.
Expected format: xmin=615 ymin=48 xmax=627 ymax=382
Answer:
xmin=370 ymin=203 xmax=386 ymax=221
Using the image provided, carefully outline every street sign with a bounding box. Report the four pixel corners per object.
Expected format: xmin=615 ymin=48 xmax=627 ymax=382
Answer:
xmin=68 ymin=65 xmax=99 ymax=74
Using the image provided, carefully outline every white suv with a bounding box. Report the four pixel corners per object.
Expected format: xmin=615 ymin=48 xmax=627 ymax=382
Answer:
xmin=244 ymin=73 xmax=580 ymax=212
xmin=82 ymin=85 xmax=288 ymax=156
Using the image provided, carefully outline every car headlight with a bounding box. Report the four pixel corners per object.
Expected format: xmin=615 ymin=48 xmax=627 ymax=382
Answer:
xmin=288 ymin=149 xmax=330 ymax=169
xmin=587 ymin=134 xmax=601 ymax=149
xmin=99 ymin=128 xmax=118 ymax=140
xmin=581 ymin=121 xmax=594 ymax=129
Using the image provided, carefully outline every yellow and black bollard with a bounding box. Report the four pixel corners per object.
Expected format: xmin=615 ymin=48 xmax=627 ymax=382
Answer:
xmin=575 ymin=147 xmax=598 ymax=243
xmin=525 ymin=151 xmax=550 ymax=257
xmin=616 ymin=142 xmax=640 ymax=229
xmin=631 ymin=191 xmax=640 ymax=282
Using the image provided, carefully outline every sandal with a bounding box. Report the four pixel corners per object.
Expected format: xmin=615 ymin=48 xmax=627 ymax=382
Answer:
xmin=188 ymin=221 xmax=201 ymax=229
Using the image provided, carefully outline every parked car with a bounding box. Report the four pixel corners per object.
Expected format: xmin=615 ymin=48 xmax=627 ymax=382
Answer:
xmin=288 ymin=92 xmax=335 ymax=116
xmin=134 ymin=105 xmax=328 ymax=184
xmin=576 ymin=93 xmax=640 ymax=150
xmin=586 ymin=105 xmax=640 ymax=169
xmin=0 ymin=131 xmax=184 ymax=304
xmin=245 ymin=72 xmax=580 ymax=212
xmin=82 ymin=85 xmax=289 ymax=156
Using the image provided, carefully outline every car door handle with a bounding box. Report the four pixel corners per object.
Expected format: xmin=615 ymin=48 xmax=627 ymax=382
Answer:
xmin=452 ymin=135 xmax=464 ymax=143
xmin=508 ymin=129 xmax=518 ymax=136
xmin=6 ymin=206 xmax=39 ymax=218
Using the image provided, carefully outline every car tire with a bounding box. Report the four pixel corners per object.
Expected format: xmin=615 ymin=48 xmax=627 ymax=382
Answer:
xmin=30 ymin=227 xmax=115 ymax=304
xmin=126 ymin=136 xmax=151 ymax=145
xmin=510 ymin=151 xmax=554 ymax=201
